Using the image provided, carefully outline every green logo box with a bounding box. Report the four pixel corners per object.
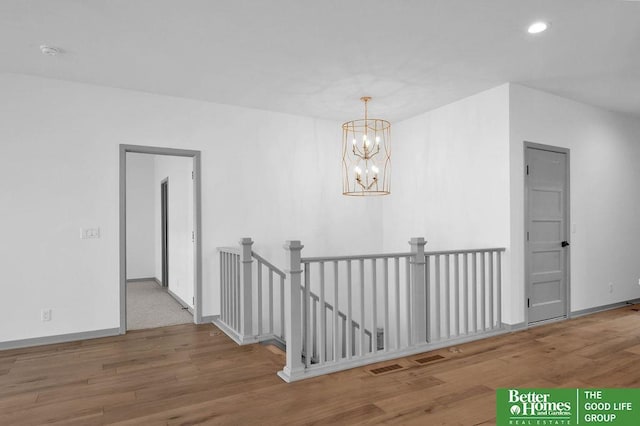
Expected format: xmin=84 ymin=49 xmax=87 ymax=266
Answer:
xmin=497 ymin=388 xmax=640 ymax=425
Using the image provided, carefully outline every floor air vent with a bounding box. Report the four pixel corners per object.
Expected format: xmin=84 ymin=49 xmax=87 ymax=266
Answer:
xmin=367 ymin=363 xmax=405 ymax=376
xmin=413 ymin=354 xmax=445 ymax=365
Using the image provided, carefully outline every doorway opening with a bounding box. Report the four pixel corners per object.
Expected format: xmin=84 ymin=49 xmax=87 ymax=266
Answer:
xmin=524 ymin=142 xmax=570 ymax=325
xmin=119 ymin=145 xmax=202 ymax=334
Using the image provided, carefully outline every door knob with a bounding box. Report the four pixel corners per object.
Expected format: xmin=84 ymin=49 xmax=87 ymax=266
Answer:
xmin=561 ymin=241 xmax=570 ymax=247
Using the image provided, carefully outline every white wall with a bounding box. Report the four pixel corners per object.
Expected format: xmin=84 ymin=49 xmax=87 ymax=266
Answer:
xmin=154 ymin=155 xmax=194 ymax=307
xmin=385 ymin=82 xmax=640 ymax=326
xmin=126 ymin=153 xmax=156 ymax=279
xmin=382 ymin=84 xmax=512 ymax=324
xmin=383 ymin=84 xmax=510 ymax=253
xmin=5 ymin=72 xmax=637 ymax=344
xmin=509 ymin=84 xmax=640 ymax=324
xmin=0 ymin=73 xmax=382 ymax=343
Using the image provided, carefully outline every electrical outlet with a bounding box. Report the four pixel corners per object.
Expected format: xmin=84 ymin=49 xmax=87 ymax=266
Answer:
xmin=609 ymin=283 xmax=614 ymax=294
xmin=41 ymin=309 xmax=52 ymax=322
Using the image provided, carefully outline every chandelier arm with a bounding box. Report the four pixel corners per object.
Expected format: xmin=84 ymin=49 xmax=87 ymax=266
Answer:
xmin=352 ymin=151 xmax=367 ymax=161
xmin=365 ymin=176 xmax=378 ymax=190
xmin=365 ymin=150 xmax=380 ymax=161
xmin=352 ymin=145 xmax=366 ymax=158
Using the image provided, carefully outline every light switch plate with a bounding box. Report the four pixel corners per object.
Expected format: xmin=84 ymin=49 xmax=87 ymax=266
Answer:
xmin=81 ymin=227 xmax=101 ymax=239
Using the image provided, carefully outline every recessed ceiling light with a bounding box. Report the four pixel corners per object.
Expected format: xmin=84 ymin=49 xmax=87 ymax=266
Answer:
xmin=527 ymin=21 xmax=549 ymax=34
xmin=40 ymin=45 xmax=61 ymax=56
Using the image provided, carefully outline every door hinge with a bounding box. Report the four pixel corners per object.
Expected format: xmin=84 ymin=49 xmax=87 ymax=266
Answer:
xmin=526 ymin=165 xmax=529 ymax=175
xmin=191 ymin=171 xmax=194 ymax=180
xmin=191 ymin=231 xmax=194 ymax=242
xmin=527 ymin=231 xmax=529 ymax=241
xmin=527 ymin=298 xmax=530 ymax=308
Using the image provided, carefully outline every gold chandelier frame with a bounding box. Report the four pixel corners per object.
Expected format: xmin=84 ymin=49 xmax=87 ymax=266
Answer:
xmin=342 ymin=97 xmax=391 ymax=196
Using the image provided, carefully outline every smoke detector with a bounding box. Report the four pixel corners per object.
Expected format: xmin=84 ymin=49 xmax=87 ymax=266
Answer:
xmin=40 ymin=45 xmax=61 ymax=56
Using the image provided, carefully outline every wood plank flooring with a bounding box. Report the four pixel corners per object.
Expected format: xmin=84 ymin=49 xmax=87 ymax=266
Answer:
xmin=2 ymin=305 xmax=640 ymax=425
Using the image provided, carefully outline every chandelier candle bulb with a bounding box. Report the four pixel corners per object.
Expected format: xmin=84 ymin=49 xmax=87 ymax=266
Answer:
xmin=342 ymin=96 xmax=391 ymax=196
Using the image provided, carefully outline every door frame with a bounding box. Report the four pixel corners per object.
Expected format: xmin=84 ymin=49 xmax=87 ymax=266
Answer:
xmin=523 ymin=141 xmax=571 ymax=326
xmin=119 ymin=144 xmax=203 ymax=333
xmin=160 ymin=177 xmax=169 ymax=288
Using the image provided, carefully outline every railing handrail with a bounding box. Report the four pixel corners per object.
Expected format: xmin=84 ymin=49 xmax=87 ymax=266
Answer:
xmin=301 ymin=252 xmax=415 ymax=263
xmin=424 ymin=247 xmax=506 ymax=256
xmin=252 ymin=251 xmax=286 ymax=278
xmin=217 ymin=246 xmax=241 ymax=254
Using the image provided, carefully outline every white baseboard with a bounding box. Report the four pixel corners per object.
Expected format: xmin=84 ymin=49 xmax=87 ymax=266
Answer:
xmin=167 ymin=288 xmax=194 ymax=315
xmin=571 ymin=298 xmax=640 ymax=318
xmin=0 ymin=328 xmax=120 ymax=351
xmin=126 ymin=277 xmax=156 ymax=283
xmin=502 ymin=322 xmax=527 ymax=331
xmin=201 ymin=315 xmax=218 ymax=323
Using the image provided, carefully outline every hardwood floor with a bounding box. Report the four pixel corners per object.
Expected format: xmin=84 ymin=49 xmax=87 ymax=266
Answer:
xmin=2 ymin=305 xmax=640 ymax=425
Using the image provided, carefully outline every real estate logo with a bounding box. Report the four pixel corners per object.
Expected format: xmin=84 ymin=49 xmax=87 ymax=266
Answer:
xmin=497 ymin=388 xmax=640 ymax=425
xmin=499 ymin=388 xmax=573 ymax=424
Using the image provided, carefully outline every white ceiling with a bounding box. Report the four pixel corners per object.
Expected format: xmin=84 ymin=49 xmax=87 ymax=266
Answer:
xmin=1 ymin=0 xmax=639 ymax=121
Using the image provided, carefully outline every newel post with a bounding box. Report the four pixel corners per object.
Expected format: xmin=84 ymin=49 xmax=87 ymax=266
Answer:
xmin=239 ymin=237 xmax=254 ymax=340
xmin=280 ymin=240 xmax=305 ymax=381
xmin=410 ymin=237 xmax=427 ymax=343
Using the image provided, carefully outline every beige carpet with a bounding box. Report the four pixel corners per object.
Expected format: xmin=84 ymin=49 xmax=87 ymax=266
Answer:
xmin=126 ymin=280 xmax=192 ymax=330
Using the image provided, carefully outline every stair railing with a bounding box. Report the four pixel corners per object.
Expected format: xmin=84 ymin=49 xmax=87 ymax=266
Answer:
xmin=252 ymin=250 xmax=286 ymax=343
xmin=215 ymin=238 xmax=286 ymax=345
xmin=217 ymin=237 xmax=506 ymax=383
xmin=278 ymin=238 xmax=506 ymax=382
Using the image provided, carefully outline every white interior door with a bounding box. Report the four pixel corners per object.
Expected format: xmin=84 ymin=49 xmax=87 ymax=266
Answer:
xmin=526 ymin=145 xmax=570 ymax=323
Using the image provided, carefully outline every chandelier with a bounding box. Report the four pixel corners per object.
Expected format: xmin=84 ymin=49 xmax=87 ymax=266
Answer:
xmin=342 ymin=97 xmax=391 ymax=196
